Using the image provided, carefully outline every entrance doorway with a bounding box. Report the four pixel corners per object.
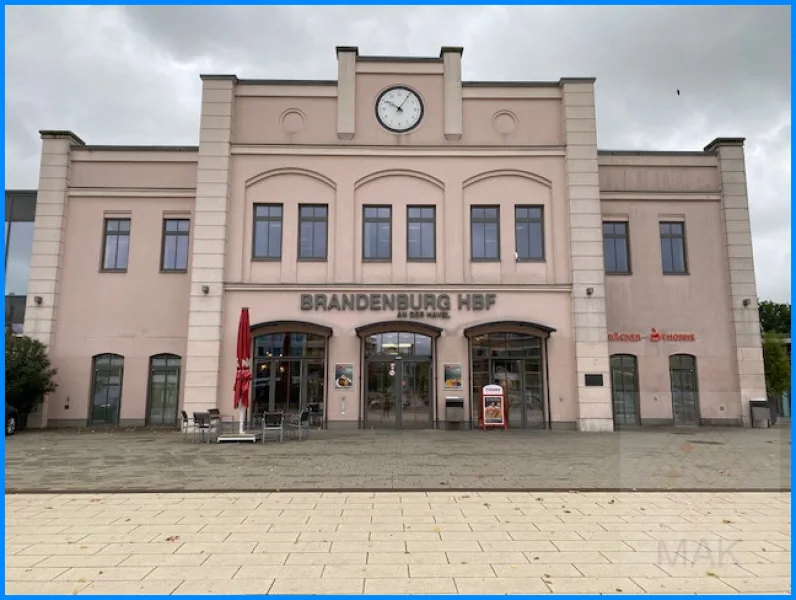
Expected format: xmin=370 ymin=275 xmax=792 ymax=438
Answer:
xmin=363 ymin=331 xmax=433 ymax=429
xmin=669 ymin=354 xmax=699 ymax=426
xmin=251 ymin=331 xmax=326 ymax=420
xmin=470 ymin=331 xmax=548 ymax=429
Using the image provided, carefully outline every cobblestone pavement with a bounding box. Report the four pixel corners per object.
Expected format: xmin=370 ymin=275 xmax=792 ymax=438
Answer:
xmin=5 ymin=427 xmax=790 ymax=493
xmin=5 ymin=491 xmax=790 ymax=595
xmin=5 ymin=426 xmax=791 ymax=493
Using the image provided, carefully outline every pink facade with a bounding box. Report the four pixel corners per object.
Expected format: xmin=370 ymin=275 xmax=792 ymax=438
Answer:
xmin=23 ymin=47 xmax=765 ymax=431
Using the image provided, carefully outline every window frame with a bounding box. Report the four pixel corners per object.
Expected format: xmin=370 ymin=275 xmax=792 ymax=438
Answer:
xmin=252 ymin=203 xmax=284 ymax=261
xmin=514 ymin=205 xmax=545 ymax=262
xmin=89 ymin=353 xmax=125 ymax=425
xmin=660 ymin=220 xmax=689 ymax=275
xmin=146 ymin=353 xmax=182 ymax=427
xmin=297 ymin=204 xmax=329 ymax=262
xmin=160 ymin=218 xmax=191 ymax=273
xmin=609 ymin=353 xmax=640 ymax=427
xmin=362 ymin=205 xmax=392 ymax=262
xmin=603 ymin=220 xmax=632 ymax=275
xmin=470 ymin=205 xmax=501 ymax=262
xmin=406 ymin=205 xmax=436 ymax=262
xmin=100 ymin=217 xmax=131 ymax=273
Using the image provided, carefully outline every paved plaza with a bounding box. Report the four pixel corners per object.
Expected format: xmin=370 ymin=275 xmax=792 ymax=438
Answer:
xmin=4 ymin=427 xmax=791 ymax=493
xmin=5 ymin=490 xmax=790 ymax=595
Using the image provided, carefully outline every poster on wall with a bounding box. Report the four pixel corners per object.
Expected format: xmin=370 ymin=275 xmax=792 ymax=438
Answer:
xmin=443 ymin=363 xmax=463 ymax=390
xmin=334 ymin=363 xmax=354 ymax=390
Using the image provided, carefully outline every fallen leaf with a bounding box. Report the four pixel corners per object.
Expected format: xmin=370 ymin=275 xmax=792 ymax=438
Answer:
xmin=706 ymin=571 xmax=718 ymax=578
xmin=165 ymin=535 xmax=180 ymax=542
xmin=721 ymin=519 xmax=732 ymax=524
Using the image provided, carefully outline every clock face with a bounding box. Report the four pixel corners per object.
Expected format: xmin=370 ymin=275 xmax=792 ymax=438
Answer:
xmin=375 ymin=86 xmax=424 ymax=133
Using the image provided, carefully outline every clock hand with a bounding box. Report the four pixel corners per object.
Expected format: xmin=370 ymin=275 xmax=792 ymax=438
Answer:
xmin=397 ymin=94 xmax=410 ymax=109
xmin=384 ymin=100 xmax=402 ymax=111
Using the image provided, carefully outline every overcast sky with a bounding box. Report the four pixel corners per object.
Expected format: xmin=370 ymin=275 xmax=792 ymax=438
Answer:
xmin=5 ymin=6 xmax=791 ymax=302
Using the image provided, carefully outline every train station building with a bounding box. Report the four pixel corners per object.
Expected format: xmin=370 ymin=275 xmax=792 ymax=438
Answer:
xmin=14 ymin=46 xmax=765 ymax=431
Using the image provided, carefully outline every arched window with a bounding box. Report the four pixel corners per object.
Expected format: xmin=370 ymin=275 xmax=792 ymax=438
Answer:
xmin=90 ymin=353 xmax=124 ymax=425
xmin=147 ymin=354 xmax=182 ymax=426
xmin=669 ymin=354 xmax=700 ymax=426
xmin=610 ymin=354 xmax=640 ymax=427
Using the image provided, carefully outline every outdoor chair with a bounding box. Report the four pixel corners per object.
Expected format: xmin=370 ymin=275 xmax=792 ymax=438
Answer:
xmin=180 ymin=410 xmax=192 ymax=442
xmin=285 ymin=407 xmax=312 ymax=441
xmin=261 ymin=411 xmax=284 ymax=443
xmin=192 ymin=412 xmax=218 ymax=443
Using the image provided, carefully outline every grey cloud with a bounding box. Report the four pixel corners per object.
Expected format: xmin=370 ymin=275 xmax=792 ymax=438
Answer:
xmin=5 ymin=6 xmax=790 ymax=301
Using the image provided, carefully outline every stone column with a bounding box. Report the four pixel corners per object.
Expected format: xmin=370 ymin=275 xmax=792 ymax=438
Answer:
xmin=182 ymin=75 xmax=236 ymax=414
xmin=705 ymin=138 xmax=766 ymax=426
xmin=336 ymin=46 xmax=357 ymax=141
xmin=23 ymin=130 xmax=84 ymax=428
xmin=560 ymin=79 xmax=613 ymax=432
xmin=441 ymin=47 xmax=463 ymax=142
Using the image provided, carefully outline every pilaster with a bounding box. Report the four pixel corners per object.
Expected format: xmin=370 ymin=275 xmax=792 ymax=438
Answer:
xmin=182 ymin=75 xmax=235 ymax=414
xmin=705 ymin=137 xmax=766 ymax=426
xmin=23 ymin=130 xmax=84 ymax=427
xmin=441 ymin=47 xmax=463 ymax=141
xmin=560 ymin=79 xmax=613 ymax=432
xmin=336 ymin=46 xmax=357 ymax=140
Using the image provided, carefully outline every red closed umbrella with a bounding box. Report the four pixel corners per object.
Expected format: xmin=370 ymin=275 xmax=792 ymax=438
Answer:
xmin=233 ymin=307 xmax=252 ymax=433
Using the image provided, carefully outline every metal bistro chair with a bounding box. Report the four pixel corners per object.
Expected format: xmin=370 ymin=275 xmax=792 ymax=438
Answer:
xmin=285 ymin=407 xmax=312 ymax=441
xmin=261 ymin=411 xmax=284 ymax=444
xmin=192 ymin=412 xmax=218 ymax=444
xmin=180 ymin=410 xmax=192 ymax=442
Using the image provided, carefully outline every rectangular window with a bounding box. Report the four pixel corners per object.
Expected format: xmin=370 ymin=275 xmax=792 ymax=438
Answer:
xmin=161 ymin=218 xmax=190 ymax=272
xmin=603 ymin=221 xmax=631 ymax=274
xmin=253 ymin=204 xmax=283 ymax=260
xmin=407 ymin=206 xmax=436 ymax=261
xmin=660 ymin=221 xmax=688 ymax=274
xmin=515 ymin=206 xmax=544 ymax=261
xmin=471 ymin=206 xmax=500 ymax=261
xmin=298 ymin=205 xmax=328 ymax=260
xmin=101 ymin=218 xmax=131 ymax=272
xmin=363 ymin=206 xmax=392 ymax=261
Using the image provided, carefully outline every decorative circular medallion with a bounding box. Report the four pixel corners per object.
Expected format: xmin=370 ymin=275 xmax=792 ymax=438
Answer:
xmin=492 ymin=110 xmax=518 ymax=135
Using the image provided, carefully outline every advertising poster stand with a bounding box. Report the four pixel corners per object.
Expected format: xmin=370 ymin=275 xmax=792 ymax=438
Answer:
xmin=480 ymin=384 xmax=507 ymax=430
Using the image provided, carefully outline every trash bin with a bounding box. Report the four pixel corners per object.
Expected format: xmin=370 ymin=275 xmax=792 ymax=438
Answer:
xmin=445 ymin=397 xmax=465 ymax=427
xmin=749 ymin=399 xmax=771 ymax=428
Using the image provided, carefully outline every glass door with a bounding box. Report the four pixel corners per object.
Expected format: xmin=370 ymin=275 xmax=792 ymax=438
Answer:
xmin=274 ymin=359 xmax=302 ymax=415
xmin=147 ymin=369 xmax=180 ymax=426
xmin=671 ymin=368 xmax=699 ymax=426
xmin=401 ymin=361 xmax=432 ymax=429
xmin=365 ymin=361 xmax=397 ymax=428
xmin=91 ymin=369 xmax=122 ymax=425
xmin=491 ymin=359 xmax=522 ymax=428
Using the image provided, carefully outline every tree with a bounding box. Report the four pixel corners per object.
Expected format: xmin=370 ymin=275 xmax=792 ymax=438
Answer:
xmin=759 ymin=300 xmax=791 ymax=335
xmin=762 ymin=331 xmax=790 ymax=400
xmin=5 ymin=331 xmax=58 ymax=417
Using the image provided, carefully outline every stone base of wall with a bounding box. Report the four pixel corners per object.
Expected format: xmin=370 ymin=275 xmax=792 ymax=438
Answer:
xmin=45 ymin=419 xmax=153 ymax=429
xmin=577 ymin=418 xmax=613 ymax=432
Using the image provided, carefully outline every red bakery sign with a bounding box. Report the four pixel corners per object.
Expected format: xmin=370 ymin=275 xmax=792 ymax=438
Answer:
xmin=609 ymin=327 xmax=696 ymax=343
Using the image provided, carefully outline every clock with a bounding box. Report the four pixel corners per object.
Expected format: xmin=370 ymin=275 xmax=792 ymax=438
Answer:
xmin=375 ymin=86 xmax=424 ymax=133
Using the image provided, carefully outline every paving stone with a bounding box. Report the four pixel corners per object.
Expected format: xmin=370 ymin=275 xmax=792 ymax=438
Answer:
xmin=545 ymin=576 xmax=645 ymax=594
xmin=322 ymin=564 xmax=409 ymax=578
xmin=269 ymin=577 xmax=364 ymax=594
xmin=454 ymin=576 xmax=551 ymax=594
xmin=5 ymin=581 xmax=90 ymax=595
xmin=55 ymin=566 xmax=155 ymax=581
xmin=78 ymin=580 xmax=183 ymax=595
xmin=364 ymin=577 xmax=457 ymax=594
xmin=5 ymin=567 xmax=69 ymax=581
xmin=173 ymin=579 xmax=274 ymax=594
xmin=631 ymin=576 xmax=738 ymax=593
